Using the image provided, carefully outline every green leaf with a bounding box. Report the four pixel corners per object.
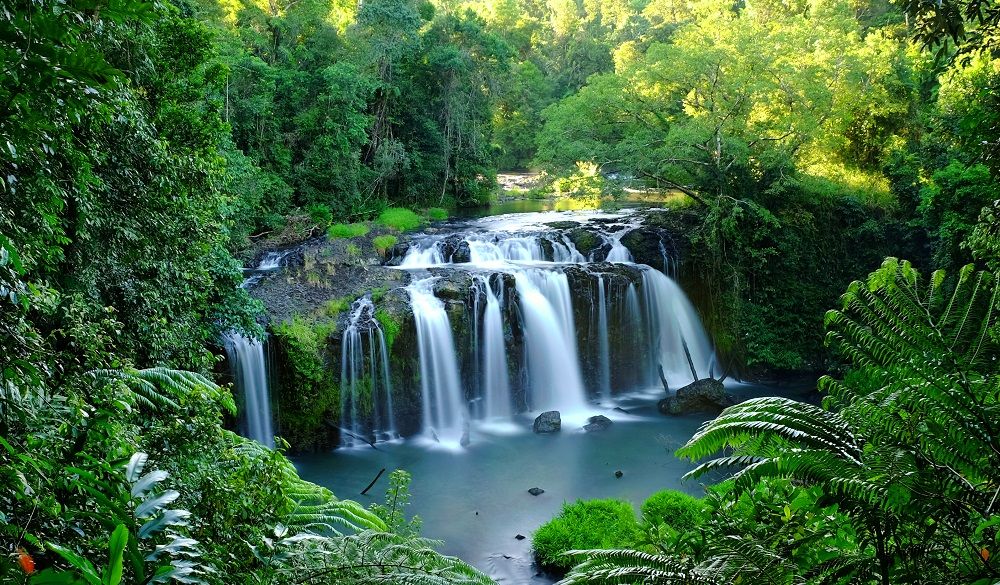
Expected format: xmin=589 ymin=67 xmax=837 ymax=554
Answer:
xmin=103 ymin=525 xmax=128 ymax=585
xmin=45 ymin=543 xmax=102 ymax=585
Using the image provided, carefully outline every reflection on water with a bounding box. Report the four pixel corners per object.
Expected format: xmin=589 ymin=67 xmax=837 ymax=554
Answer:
xmin=452 ymin=192 xmax=688 ymax=219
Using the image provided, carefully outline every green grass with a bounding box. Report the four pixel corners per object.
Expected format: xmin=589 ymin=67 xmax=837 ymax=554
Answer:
xmin=327 ymin=222 xmax=370 ymax=239
xmin=641 ymin=490 xmax=707 ymax=531
xmin=533 ymin=499 xmax=641 ymax=575
xmin=372 ymin=234 xmax=398 ymax=255
xmin=375 ymin=308 xmax=401 ymax=350
xmin=425 ymin=207 xmax=449 ymax=221
xmin=323 ymin=297 xmax=352 ymax=317
xmin=377 ymin=207 xmax=423 ymax=231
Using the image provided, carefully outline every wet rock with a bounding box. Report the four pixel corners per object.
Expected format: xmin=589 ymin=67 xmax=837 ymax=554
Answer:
xmin=460 ymin=421 xmax=471 ymax=447
xmin=583 ymin=415 xmax=614 ymax=432
xmin=451 ymin=240 xmax=471 ymax=263
xmin=528 ymin=487 xmax=545 ymax=496
xmin=658 ymin=378 xmax=735 ymax=415
xmin=433 ymin=273 xmax=470 ymax=301
xmin=545 ymin=221 xmax=582 ymax=230
xmin=567 ymin=228 xmax=603 ymax=256
xmin=614 ymin=470 xmax=623 ymax=478
xmin=613 ymin=407 xmax=630 ymax=414
xmin=533 ymin=411 xmax=561 ymax=433
xmin=515 ymin=534 xmax=526 ymax=540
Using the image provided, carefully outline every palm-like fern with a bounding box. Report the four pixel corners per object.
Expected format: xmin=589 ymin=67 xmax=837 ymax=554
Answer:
xmin=88 ymin=367 xmax=236 ymax=415
xmin=673 ymin=258 xmax=999 ymax=583
xmin=223 ymin=431 xmax=386 ymax=535
xmin=272 ymin=530 xmax=495 ymax=585
xmin=558 ymin=536 xmax=802 ymax=585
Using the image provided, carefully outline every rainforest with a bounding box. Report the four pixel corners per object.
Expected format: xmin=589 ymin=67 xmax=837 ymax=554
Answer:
xmin=1 ymin=0 xmax=999 ymax=583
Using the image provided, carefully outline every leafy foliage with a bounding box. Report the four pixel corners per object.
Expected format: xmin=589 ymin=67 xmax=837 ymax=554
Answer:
xmin=533 ymin=500 xmax=642 ymax=575
xmin=674 ymin=259 xmax=1000 ymax=583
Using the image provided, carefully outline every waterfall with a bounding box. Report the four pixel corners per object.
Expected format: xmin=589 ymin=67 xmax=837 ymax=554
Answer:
xmin=222 ymin=332 xmax=275 ymax=449
xmin=604 ymin=229 xmax=634 ymax=263
xmin=390 ymin=209 xmax=716 ymax=442
xmin=475 ymin=275 xmax=512 ymax=420
xmin=595 ymin=275 xmax=611 ymax=402
xmin=513 ymin=270 xmax=589 ymax=415
xmin=639 ymin=267 xmax=713 ymax=385
xmin=408 ymin=278 xmax=468 ymax=445
xmin=340 ymin=297 xmax=396 ymax=447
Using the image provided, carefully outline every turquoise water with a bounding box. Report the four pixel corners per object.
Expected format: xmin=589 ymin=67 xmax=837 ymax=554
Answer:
xmin=293 ymin=383 xmax=811 ymax=583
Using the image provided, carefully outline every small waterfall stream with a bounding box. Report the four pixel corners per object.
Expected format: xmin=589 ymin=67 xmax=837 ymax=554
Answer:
xmin=340 ymin=297 xmax=397 ymax=447
xmin=409 ymin=278 xmax=468 ymax=446
xmin=475 ymin=275 xmax=512 ymax=421
xmin=513 ymin=270 xmax=590 ymax=415
xmin=222 ymin=332 xmax=275 ymax=449
xmin=224 ymin=252 xmax=289 ymax=448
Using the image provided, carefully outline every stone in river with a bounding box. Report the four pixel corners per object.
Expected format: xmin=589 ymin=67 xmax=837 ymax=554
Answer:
xmin=533 ymin=411 xmax=561 ymax=433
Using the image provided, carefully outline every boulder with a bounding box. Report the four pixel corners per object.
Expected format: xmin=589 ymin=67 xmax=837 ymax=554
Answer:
xmin=567 ymin=228 xmax=603 ymax=256
xmin=583 ymin=415 xmax=614 ymax=432
xmin=528 ymin=487 xmax=545 ymax=496
xmin=544 ymin=221 xmax=582 ymax=230
xmin=533 ymin=410 xmax=561 ymax=433
xmin=658 ymin=378 xmax=735 ymax=415
xmin=614 ymin=470 xmax=623 ymax=478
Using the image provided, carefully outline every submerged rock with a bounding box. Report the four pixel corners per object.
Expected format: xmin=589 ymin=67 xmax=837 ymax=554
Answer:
xmin=658 ymin=378 xmax=735 ymax=415
xmin=533 ymin=411 xmax=561 ymax=433
xmin=528 ymin=487 xmax=545 ymax=496
xmin=460 ymin=421 xmax=471 ymax=447
xmin=614 ymin=470 xmax=623 ymax=478
xmin=545 ymin=220 xmax=582 ymax=230
xmin=583 ymin=415 xmax=614 ymax=432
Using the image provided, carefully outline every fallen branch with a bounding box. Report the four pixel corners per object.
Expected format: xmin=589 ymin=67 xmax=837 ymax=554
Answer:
xmin=361 ymin=467 xmax=386 ymax=496
xmin=333 ymin=425 xmax=381 ymax=451
xmin=681 ymin=338 xmax=699 ymax=382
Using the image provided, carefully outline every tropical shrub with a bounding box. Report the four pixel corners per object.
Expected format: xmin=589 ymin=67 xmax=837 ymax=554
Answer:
xmin=533 ymin=499 xmax=641 ymax=574
xmin=373 ymin=235 xmax=398 ymax=256
xmin=377 ymin=208 xmax=424 ymax=232
xmin=425 ymin=207 xmax=449 ymax=221
xmin=640 ymin=490 xmax=706 ymax=532
xmin=328 ymin=223 xmax=371 ymax=239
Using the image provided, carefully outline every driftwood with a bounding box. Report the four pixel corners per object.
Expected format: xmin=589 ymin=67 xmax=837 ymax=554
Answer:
xmin=657 ymin=364 xmax=670 ymax=393
xmin=680 ymin=338 xmax=699 ymax=381
xmin=361 ymin=468 xmax=387 ymax=496
xmin=334 ymin=425 xmax=381 ymax=451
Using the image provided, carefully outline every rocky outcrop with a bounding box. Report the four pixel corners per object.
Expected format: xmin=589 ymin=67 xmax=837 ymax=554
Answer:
xmin=658 ymin=378 xmax=736 ymax=415
xmin=583 ymin=415 xmax=613 ymax=432
xmin=533 ymin=410 xmax=561 ymax=433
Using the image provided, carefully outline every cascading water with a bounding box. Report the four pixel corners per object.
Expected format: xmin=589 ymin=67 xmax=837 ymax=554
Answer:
xmin=224 ymin=252 xmax=286 ymax=448
xmin=340 ymin=297 xmax=397 ymax=447
xmin=393 ymin=209 xmax=715 ymax=442
xmin=474 ymin=275 xmax=512 ymax=420
xmin=595 ymin=275 xmax=611 ymax=402
xmin=639 ymin=268 xmax=714 ymax=384
xmin=222 ymin=332 xmax=275 ymax=449
xmin=513 ymin=270 xmax=590 ymax=415
xmin=408 ymin=278 xmax=468 ymax=446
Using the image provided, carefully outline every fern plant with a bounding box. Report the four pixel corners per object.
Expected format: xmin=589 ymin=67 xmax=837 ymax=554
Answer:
xmin=675 ymin=258 xmax=1000 ymax=584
